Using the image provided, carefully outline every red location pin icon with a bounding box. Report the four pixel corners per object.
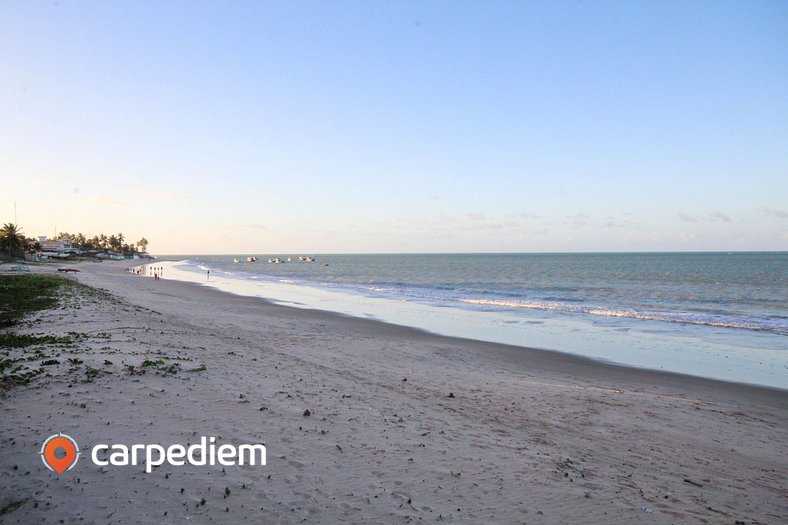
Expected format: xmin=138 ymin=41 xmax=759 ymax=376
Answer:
xmin=40 ymin=433 xmax=80 ymax=474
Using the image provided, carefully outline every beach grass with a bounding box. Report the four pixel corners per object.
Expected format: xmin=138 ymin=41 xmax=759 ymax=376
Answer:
xmin=0 ymin=274 xmax=71 ymax=327
xmin=0 ymin=274 xmax=81 ymax=385
xmin=0 ymin=333 xmax=73 ymax=348
xmin=0 ymin=274 xmax=190 ymax=388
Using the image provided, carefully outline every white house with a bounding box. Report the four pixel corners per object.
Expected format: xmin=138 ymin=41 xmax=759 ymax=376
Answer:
xmin=38 ymin=236 xmax=76 ymax=259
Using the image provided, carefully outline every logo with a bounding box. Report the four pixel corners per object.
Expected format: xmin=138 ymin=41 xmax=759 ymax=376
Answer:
xmin=40 ymin=433 xmax=80 ymax=474
xmin=39 ymin=434 xmax=266 ymax=474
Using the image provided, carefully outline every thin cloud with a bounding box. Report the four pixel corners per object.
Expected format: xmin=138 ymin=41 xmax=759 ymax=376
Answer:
xmin=90 ymin=194 xmax=129 ymax=207
xmin=515 ymin=211 xmax=542 ymax=219
xmin=566 ymin=213 xmax=590 ymax=227
xmin=459 ymin=222 xmax=506 ymax=231
xmin=467 ymin=213 xmax=486 ymax=221
xmin=679 ymin=212 xmax=698 ymax=223
xmin=601 ymin=218 xmax=637 ymax=228
xmin=765 ymin=208 xmax=788 ymax=219
xmin=709 ymin=211 xmax=731 ymax=222
xmin=130 ymin=187 xmax=191 ymax=201
xmin=434 ymin=216 xmax=459 ymax=225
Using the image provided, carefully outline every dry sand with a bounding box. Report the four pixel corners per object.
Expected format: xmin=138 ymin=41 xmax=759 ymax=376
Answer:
xmin=1 ymin=261 xmax=786 ymax=524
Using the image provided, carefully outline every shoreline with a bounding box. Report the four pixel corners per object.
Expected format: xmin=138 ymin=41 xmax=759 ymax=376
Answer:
xmin=153 ymin=258 xmax=788 ymax=392
xmin=1 ymin=260 xmax=786 ymax=523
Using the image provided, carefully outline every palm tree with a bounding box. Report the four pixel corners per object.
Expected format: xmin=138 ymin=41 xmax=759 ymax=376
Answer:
xmin=137 ymin=237 xmax=149 ymax=253
xmin=74 ymin=233 xmax=87 ymax=249
xmin=99 ymin=234 xmax=108 ymax=250
xmin=0 ymin=223 xmax=26 ymax=257
xmin=108 ymin=235 xmax=119 ymax=252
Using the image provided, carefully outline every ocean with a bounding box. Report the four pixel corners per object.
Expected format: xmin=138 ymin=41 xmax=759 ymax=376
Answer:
xmin=152 ymin=252 xmax=787 ymax=389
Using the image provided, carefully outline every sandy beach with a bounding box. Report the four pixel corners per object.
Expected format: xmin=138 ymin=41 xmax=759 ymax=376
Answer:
xmin=1 ymin=261 xmax=786 ymax=524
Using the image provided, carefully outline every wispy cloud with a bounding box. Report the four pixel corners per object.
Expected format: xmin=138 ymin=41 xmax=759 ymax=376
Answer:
xmin=601 ymin=218 xmax=637 ymax=228
xmin=433 ymin=216 xmax=459 ymax=225
xmin=459 ymin=222 xmax=506 ymax=231
xmin=130 ymin=187 xmax=191 ymax=201
xmin=512 ymin=211 xmax=542 ymax=220
xmin=90 ymin=194 xmax=128 ymax=207
xmin=709 ymin=211 xmax=731 ymax=222
xmin=563 ymin=213 xmax=638 ymax=229
xmin=566 ymin=213 xmax=590 ymax=227
xmin=679 ymin=212 xmax=698 ymax=223
xmin=765 ymin=208 xmax=788 ymax=219
xmin=467 ymin=213 xmax=486 ymax=221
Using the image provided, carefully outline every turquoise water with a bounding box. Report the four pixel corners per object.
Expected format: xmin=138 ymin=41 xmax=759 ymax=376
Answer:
xmin=156 ymin=252 xmax=787 ymax=388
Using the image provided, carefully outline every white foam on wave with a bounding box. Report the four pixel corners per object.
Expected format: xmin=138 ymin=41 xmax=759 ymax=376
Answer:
xmin=459 ymin=299 xmax=787 ymax=334
xmin=143 ymin=259 xmax=788 ymax=389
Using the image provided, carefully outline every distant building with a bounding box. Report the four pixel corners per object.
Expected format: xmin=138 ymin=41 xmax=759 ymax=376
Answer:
xmin=38 ymin=236 xmax=77 ymax=259
xmin=38 ymin=236 xmax=73 ymax=252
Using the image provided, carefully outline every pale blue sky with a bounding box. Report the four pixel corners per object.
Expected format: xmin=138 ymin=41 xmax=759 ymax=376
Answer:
xmin=2 ymin=1 xmax=786 ymax=253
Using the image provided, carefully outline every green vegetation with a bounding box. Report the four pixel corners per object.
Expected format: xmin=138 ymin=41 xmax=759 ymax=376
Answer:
xmin=83 ymin=366 xmax=101 ymax=382
xmin=0 ymin=223 xmax=29 ymax=258
xmin=0 ymin=498 xmax=27 ymax=516
xmin=0 ymin=274 xmax=71 ymax=327
xmin=0 ymin=360 xmax=45 ymax=385
xmin=0 ymin=275 xmax=90 ymax=388
xmin=48 ymin=231 xmax=150 ymax=256
xmin=127 ymin=358 xmax=182 ymax=376
xmin=0 ymin=222 xmax=150 ymax=259
xmin=0 ymin=333 xmax=73 ymax=348
xmin=0 ymin=274 xmax=188 ymax=391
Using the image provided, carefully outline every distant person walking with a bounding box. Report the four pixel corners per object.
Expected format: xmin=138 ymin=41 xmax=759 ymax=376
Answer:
xmin=207 ymin=269 xmax=210 ymax=280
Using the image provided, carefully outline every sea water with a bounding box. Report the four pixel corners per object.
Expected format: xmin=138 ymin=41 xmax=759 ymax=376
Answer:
xmin=151 ymin=252 xmax=787 ymax=389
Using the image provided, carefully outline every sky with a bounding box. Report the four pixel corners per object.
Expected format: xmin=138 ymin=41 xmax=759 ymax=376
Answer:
xmin=1 ymin=1 xmax=786 ymax=254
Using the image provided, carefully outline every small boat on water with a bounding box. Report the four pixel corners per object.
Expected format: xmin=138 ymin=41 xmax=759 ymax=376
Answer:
xmin=247 ymin=256 xmax=258 ymax=262
xmin=268 ymin=258 xmax=283 ymax=264
xmin=233 ymin=258 xmax=241 ymax=263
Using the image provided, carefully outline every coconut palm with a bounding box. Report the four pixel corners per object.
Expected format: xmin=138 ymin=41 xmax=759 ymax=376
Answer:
xmin=137 ymin=237 xmax=149 ymax=253
xmin=108 ymin=234 xmax=119 ymax=252
xmin=0 ymin=223 xmax=26 ymax=257
xmin=74 ymin=233 xmax=87 ymax=249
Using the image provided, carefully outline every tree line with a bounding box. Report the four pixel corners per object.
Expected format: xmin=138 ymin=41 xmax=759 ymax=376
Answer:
xmin=0 ymin=223 xmax=149 ymax=258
